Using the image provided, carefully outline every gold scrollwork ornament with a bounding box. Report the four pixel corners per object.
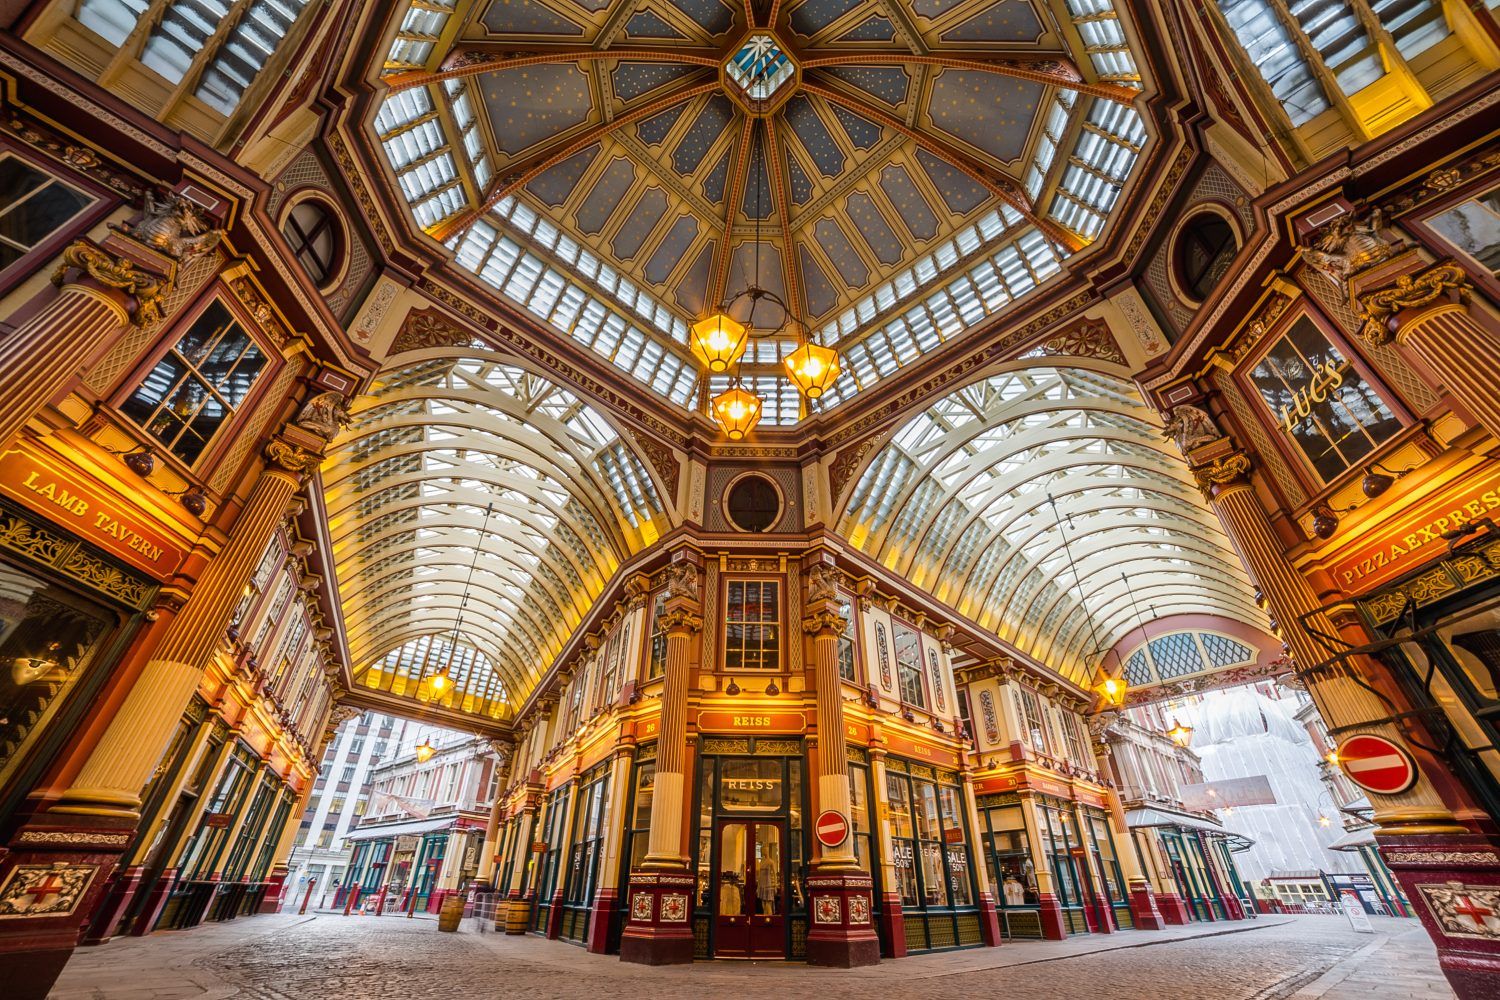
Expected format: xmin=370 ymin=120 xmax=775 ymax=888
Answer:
xmin=263 ymin=438 xmax=322 ymax=476
xmin=1191 ymin=452 xmax=1252 ymax=500
xmin=1358 ymin=262 xmax=1472 ymax=346
xmin=51 ymin=241 xmax=169 ymax=327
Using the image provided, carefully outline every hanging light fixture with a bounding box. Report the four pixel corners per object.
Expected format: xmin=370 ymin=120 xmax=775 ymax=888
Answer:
xmin=691 ymin=115 xmax=840 ymax=435
xmin=1166 ymin=718 xmax=1194 ymax=747
xmin=415 ymin=736 xmax=436 ymax=763
xmin=783 ymin=336 xmax=841 ymax=399
xmin=420 ymin=502 xmax=494 ymax=702
xmin=711 ymin=383 xmax=763 ymax=440
xmin=1048 ymin=493 xmax=1127 ymax=707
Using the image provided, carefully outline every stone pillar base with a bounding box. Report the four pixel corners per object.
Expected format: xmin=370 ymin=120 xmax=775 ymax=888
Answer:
xmin=258 ymin=866 xmax=290 ymax=914
xmin=1036 ymin=893 xmax=1067 ymax=939
xmin=81 ymin=865 xmax=146 ymax=945
xmin=804 ymin=869 xmax=880 ymax=967
xmin=1378 ymin=830 xmax=1500 ymax=1000
xmin=1128 ymin=881 xmax=1165 ymax=930
xmin=0 ymin=818 xmax=134 ymax=1000
xmin=1222 ymin=895 xmax=1246 ymax=920
xmin=1090 ymin=893 xmax=1115 ymax=933
xmin=977 ymin=891 xmax=1003 ymax=946
xmin=876 ymin=892 xmax=907 ymax=958
xmin=1155 ymin=892 xmax=1192 ymax=925
xmin=587 ymin=887 xmax=619 ymax=954
xmin=618 ymin=869 xmax=695 ymax=965
xmin=505 ymin=893 xmax=533 ymax=934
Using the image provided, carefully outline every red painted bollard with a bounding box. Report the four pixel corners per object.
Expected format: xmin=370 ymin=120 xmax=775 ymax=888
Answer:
xmin=375 ymin=887 xmax=389 ymax=916
xmin=342 ymin=885 xmax=361 ymax=916
xmin=298 ymin=877 xmax=317 ymax=915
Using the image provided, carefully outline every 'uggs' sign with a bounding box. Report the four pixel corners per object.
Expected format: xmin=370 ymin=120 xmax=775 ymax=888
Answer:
xmin=1328 ymin=468 xmax=1500 ymax=593
xmin=0 ymin=445 xmax=187 ymax=579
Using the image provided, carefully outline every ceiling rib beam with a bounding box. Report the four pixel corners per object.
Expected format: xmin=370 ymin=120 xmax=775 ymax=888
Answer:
xmin=801 ymin=51 xmax=1138 ymax=105
xmin=385 ymin=48 xmax=720 ymax=94
xmin=708 ymin=113 xmax=757 ymax=311
xmin=800 ymin=81 xmax=1086 ymax=253
xmin=429 ymin=80 xmax=720 ymax=244
xmin=762 ymin=117 xmax=803 ymax=321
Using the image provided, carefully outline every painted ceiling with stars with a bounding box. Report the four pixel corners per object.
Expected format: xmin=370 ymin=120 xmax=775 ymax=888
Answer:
xmin=374 ymin=0 xmax=1149 ymax=421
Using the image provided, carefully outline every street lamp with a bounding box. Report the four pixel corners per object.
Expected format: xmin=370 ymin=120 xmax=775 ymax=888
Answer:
xmin=415 ymin=737 xmax=436 ymax=763
xmin=1166 ymin=718 xmax=1194 ymax=747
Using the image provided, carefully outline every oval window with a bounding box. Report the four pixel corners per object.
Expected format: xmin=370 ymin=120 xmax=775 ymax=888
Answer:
xmin=1175 ymin=212 xmax=1238 ymax=302
xmin=725 ymin=474 xmax=781 ymax=532
xmin=282 ymin=200 xmax=342 ymax=288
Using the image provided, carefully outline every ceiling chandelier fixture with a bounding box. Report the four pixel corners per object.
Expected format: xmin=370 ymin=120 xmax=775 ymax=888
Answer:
xmin=693 ymin=102 xmax=841 ymax=437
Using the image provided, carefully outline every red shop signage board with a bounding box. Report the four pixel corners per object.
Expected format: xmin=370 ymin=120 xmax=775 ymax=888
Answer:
xmin=1337 ymin=734 xmax=1417 ymax=796
xmin=815 ymin=810 xmax=848 ymax=849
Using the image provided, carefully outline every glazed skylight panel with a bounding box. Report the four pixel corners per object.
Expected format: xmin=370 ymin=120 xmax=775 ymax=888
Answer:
xmin=1051 ymin=100 xmax=1145 ymax=240
xmin=76 ymin=0 xmax=149 ymax=45
xmin=194 ymin=0 xmax=312 ymax=113
xmin=1213 ymin=0 xmax=1332 ymax=124
xmin=1065 ymin=0 xmax=1141 ymax=83
xmin=452 ymin=219 xmax=698 ymax=406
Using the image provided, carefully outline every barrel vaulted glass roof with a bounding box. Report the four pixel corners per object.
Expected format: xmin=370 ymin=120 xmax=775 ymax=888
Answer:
xmin=372 ymin=0 xmax=1150 ymax=422
xmin=839 ymin=365 xmax=1267 ymax=688
xmin=323 ymin=350 xmax=669 ymax=719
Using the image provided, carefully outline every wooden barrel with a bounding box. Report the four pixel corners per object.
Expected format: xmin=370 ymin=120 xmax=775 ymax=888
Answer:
xmin=438 ymin=893 xmax=465 ymax=932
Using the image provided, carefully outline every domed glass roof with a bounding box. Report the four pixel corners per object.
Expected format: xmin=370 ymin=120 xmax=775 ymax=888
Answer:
xmin=373 ymin=0 xmax=1148 ymax=422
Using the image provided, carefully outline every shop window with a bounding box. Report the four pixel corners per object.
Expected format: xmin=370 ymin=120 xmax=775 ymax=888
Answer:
xmin=1174 ymin=212 xmax=1237 ymax=301
xmin=836 ymin=596 xmax=857 ymax=682
xmin=121 ymin=299 xmax=269 ymax=466
xmin=0 ymin=566 xmax=113 ymax=792
xmin=0 ymin=156 xmax=94 ymax=272
xmin=1036 ymin=800 xmax=1085 ymax=909
xmin=1425 ymin=183 xmax=1500 ymax=278
xmin=979 ymin=800 xmax=1037 ymax=908
xmin=847 ymin=763 xmax=874 ymax=872
xmin=625 ymin=758 xmax=655 ymax=869
xmin=282 ymin=199 xmax=343 ymax=288
xmin=1246 ymin=315 xmax=1402 ymax=483
xmin=884 ymin=762 xmax=976 ymax=947
xmin=562 ymin=763 xmax=611 ymax=940
xmin=724 ymin=580 xmax=779 ymax=670
xmin=1015 ymin=685 xmax=1051 ymax=755
xmin=893 ymin=624 xmax=926 ymax=709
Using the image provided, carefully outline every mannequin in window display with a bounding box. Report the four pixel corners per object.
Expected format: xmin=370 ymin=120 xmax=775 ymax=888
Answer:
xmin=719 ymin=871 xmax=743 ymax=916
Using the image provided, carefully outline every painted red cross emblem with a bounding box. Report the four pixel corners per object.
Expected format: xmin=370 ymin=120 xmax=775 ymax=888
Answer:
xmin=18 ymin=874 xmax=66 ymax=906
xmin=1453 ymin=895 xmax=1495 ymax=928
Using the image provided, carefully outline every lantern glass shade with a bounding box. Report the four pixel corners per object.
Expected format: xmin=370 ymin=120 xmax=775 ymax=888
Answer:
xmin=1166 ymin=719 xmax=1194 ymax=747
xmin=783 ymin=342 xmax=841 ymax=398
xmin=711 ymin=385 xmax=763 ymax=440
xmin=415 ymin=738 xmax=436 ymax=762
xmin=690 ymin=313 xmax=748 ymax=373
xmin=1098 ymin=676 xmax=1127 ymax=707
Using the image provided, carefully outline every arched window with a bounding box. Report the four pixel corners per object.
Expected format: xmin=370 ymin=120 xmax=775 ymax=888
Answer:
xmin=283 ymin=200 xmax=342 ymax=288
xmin=1175 ymin=213 xmax=1238 ymax=301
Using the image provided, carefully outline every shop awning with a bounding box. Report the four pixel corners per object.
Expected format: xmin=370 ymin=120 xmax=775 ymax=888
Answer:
xmin=344 ymin=817 xmax=453 ymax=842
xmin=1327 ymin=827 xmax=1377 ymax=851
xmin=1124 ymin=807 xmax=1256 ymax=851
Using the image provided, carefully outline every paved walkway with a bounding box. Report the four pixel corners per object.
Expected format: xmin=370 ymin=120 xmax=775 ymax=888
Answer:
xmin=48 ymin=912 xmax=1452 ymax=1000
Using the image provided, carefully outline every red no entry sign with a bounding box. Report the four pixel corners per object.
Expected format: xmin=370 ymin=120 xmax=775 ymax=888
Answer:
xmin=1337 ymin=734 xmax=1417 ymax=795
xmin=815 ymin=810 xmax=849 ymax=848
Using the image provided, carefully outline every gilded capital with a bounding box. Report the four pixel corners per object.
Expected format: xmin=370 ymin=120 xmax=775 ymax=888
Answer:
xmin=1190 ymin=451 xmax=1252 ymax=501
xmin=659 ymin=607 xmax=704 ymax=635
xmin=1357 ymin=261 xmax=1472 ymax=346
xmin=51 ymin=240 xmax=170 ymax=327
xmin=264 ymin=437 xmax=323 ymax=475
xmin=802 ymin=607 xmax=848 ymax=636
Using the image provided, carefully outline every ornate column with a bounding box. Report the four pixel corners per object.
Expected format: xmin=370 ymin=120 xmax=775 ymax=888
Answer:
xmin=258 ymin=781 xmax=315 ymax=914
xmin=54 ymin=437 xmax=318 ymax=817
xmin=0 ymin=241 xmax=168 ymax=450
xmin=1020 ymin=796 xmax=1067 ymax=939
xmin=800 ymin=561 xmax=880 ymax=966
xmin=586 ymin=743 xmax=635 ymax=954
xmin=958 ymin=774 xmax=1004 ymax=946
xmin=1357 ymin=261 xmax=1500 ymax=443
xmin=620 ymin=557 xmax=701 ymax=965
xmin=503 ymin=774 xmax=542 ymax=935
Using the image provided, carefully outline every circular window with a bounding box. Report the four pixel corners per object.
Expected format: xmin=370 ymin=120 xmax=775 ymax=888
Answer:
xmin=725 ymin=474 xmax=782 ymax=532
xmin=1174 ymin=212 xmax=1238 ymax=302
xmin=282 ymin=200 xmax=343 ymax=289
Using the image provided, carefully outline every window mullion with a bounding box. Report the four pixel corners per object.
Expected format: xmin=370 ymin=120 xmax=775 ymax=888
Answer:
xmin=161 ymin=0 xmax=261 ymax=112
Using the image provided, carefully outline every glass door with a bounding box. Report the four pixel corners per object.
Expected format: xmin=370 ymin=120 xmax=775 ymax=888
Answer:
xmin=714 ymin=820 xmax=785 ymax=958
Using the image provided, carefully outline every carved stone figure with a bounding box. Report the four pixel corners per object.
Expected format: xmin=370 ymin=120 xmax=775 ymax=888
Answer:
xmin=295 ymin=391 xmax=352 ymax=440
xmin=805 ymin=563 xmax=841 ymax=605
xmin=121 ymin=189 xmax=223 ymax=260
xmin=662 ymin=561 xmax=699 ymax=602
xmin=1162 ymin=404 xmax=1221 ymax=453
xmin=1301 ymin=207 xmax=1395 ymax=299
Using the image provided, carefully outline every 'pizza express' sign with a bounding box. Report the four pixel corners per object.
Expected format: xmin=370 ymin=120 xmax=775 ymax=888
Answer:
xmin=1329 ymin=469 xmax=1500 ymax=592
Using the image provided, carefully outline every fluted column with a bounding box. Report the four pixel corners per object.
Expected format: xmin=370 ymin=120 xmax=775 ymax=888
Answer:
xmin=54 ymin=439 xmax=319 ymax=817
xmin=620 ymin=560 xmax=701 ymax=965
xmin=0 ymin=241 xmax=165 ymax=449
xmin=1359 ymin=262 xmax=1500 ymax=441
xmin=641 ymin=595 xmax=701 ymax=867
xmin=1192 ymin=450 xmax=1459 ymax=832
xmin=805 ymin=598 xmax=856 ymax=866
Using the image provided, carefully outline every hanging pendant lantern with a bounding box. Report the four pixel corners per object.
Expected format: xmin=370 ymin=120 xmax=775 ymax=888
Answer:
xmin=414 ymin=736 xmax=436 ymax=762
xmin=1166 ymin=718 xmax=1194 ymax=747
xmin=783 ymin=340 xmax=841 ymax=398
xmin=691 ymin=313 xmax=749 ymax=373
xmin=711 ymin=383 xmax=763 ymax=440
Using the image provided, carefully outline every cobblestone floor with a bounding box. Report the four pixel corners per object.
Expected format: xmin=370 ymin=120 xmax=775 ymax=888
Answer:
xmin=48 ymin=912 xmax=1452 ymax=1000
